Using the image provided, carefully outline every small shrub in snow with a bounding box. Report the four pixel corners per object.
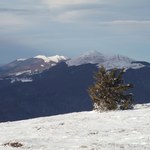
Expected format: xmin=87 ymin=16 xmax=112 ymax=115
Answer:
xmin=88 ymin=66 xmax=134 ymax=111
xmin=3 ymin=141 xmax=23 ymax=148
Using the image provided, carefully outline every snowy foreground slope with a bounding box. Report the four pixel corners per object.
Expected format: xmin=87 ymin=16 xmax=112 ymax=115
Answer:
xmin=0 ymin=104 xmax=150 ymax=150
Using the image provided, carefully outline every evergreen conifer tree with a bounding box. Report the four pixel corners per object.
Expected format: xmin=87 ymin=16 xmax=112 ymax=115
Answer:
xmin=88 ymin=66 xmax=134 ymax=111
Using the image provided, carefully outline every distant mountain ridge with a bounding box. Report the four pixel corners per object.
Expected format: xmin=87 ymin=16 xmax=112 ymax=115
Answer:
xmin=0 ymin=51 xmax=150 ymax=122
xmin=0 ymin=55 xmax=68 ymax=77
xmin=0 ymin=51 xmax=146 ymax=78
xmin=67 ymin=50 xmax=145 ymax=70
xmin=67 ymin=50 xmax=106 ymax=66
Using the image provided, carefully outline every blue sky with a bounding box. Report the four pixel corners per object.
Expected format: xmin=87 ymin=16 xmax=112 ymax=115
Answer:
xmin=0 ymin=0 xmax=150 ymax=63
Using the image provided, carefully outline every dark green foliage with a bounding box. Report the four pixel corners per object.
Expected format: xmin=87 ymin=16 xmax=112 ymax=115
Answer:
xmin=88 ymin=66 xmax=134 ymax=111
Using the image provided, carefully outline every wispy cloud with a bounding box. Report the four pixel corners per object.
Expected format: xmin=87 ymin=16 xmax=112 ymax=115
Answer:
xmin=42 ymin=0 xmax=108 ymax=22
xmin=98 ymin=20 xmax=150 ymax=26
xmin=0 ymin=8 xmax=28 ymax=13
xmin=41 ymin=0 xmax=150 ymax=25
xmin=42 ymin=0 xmax=103 ymax=8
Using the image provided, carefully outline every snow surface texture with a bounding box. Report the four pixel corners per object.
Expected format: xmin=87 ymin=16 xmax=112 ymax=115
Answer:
xmin=0 ymin=104 xmax=150 ymax=150
xmin=14 ymin=70 xmax=31 ymax=76
xmin=67 ymin=50 xmax=145 ymax=70
xmin=102 ymin=55 xmax=145 ymax=70
xmin=34 ymin=55 xmax=68 ymax=63
xmin=11 ymin=78 xmax=33 ymax=83
xmin=67 ymin=50 xmax=105 ymax=66
xmin=17 ymin=58 xmax=26 ymax=61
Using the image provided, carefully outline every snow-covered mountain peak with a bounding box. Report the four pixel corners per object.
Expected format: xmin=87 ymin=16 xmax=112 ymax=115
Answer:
xmin=34 ymin=55 xmax=68 ymax=63
xmin=81 ymin=50 xmax=103 ymax=57
xmin=102 ymin=54 xmax=144 ymax=70
xmin=67 ymin=51 xmax=145 ymax=70
xmin=67 ymin=50 xmax=105 ymax=66
xmin=77 ymin=50 xmax=105 ymax=60
xmin=48 ymin=55 xmax=68 ymax=63
xmin=34 ymin=55 xmax=47 ymax=61
xmin=0 ymin=55 xmax=68 ymax=78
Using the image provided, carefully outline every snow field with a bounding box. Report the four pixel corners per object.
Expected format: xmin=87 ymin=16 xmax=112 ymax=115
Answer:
xmin=0 ymin=104 xmax=150 ymax=150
